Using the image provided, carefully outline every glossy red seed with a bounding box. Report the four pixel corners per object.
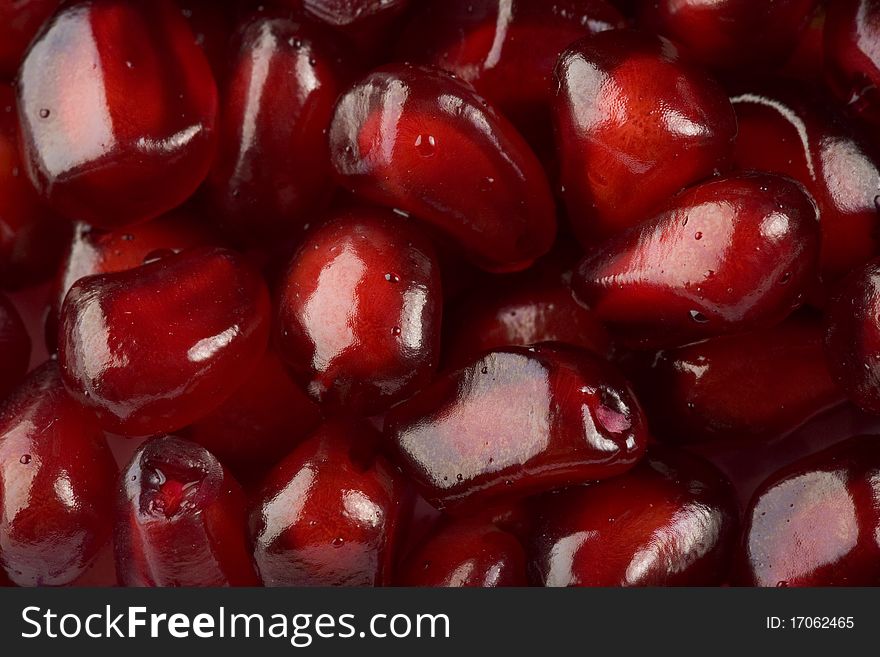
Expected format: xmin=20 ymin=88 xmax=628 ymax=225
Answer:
xmin=572 ymin=173 xmax=821 ymax=349
xmin=529 ymin=448 xmax=738 ymax=586
xmin=46 ymin=210 xmax=219 ymax=350
xmin=207 ymin=16 xmax=350 ymax=244
xmin=386 ymin=343 xmax=648 ymax=510
xmin=16 ymin=0 xmax=218 ymax=229
xmin=250 ymin=418 xmax=408 ymax=586
xmin=731 ymin=80 xmax=880 ymax=282
xmin=397 ymin=0 xmax=624 ymax=153
xmin=116 ymin=435 xmax=259 ymax=587
xmin=445 ymin=248 xmax=610 ymax=366
xmin=0 ymin=362 xmax=117 ymax=586
xmin=825 ymin=257 xmax=880 ymax=414
xmin=276 ymin=207 xmax=442 ymax=416
xmin=397 ymin=519 xmax=528 ymax=587
xmin=0 ymin=82 xmax=69 ymax=289
xmin=640 ymin=0 xmax=819 ymax=71
xmin=825 ymin=0 xmax=880 ymax=128
xmin=738 ymin=435 xmax=880 ymax=586
xmin=184 ymin=350 xmax=322 ymax=484
xmin=632 ymin=312 xmax=845 ymax=445
xmin=58 ymin=247 xmax=271 ymax=437
xmin=0 ymin=294 xmax=30 ymax=401
xmin=554 ymin=29 xmax=737 ymax=241
xmin=0 ymin=0 xmax=61 ymax=79
xmin=329 ymin=63 xmax=557 ymax=272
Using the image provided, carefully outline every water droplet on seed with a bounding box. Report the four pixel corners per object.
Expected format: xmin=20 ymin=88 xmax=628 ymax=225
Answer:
xmin=414 ymin=134 xmax=436 ymax=157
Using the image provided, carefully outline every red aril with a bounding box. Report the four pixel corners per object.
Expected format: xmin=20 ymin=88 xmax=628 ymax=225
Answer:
xmin=16 ymin=0 xmax=218 ymax=229
xmin=386 ymin=343 xmax=648 ymax=510
xmin=329 ymin=64 xmax=557 ymax=272
xmin=58 ymin=247 xmax=271 ymax=436
xmin=572 ymin=173 xmax=821 ymax=349
xmin=116 ymin=435 xmax=260 ymax=587
xmin=0 ymin=362 xmax=117 ymax=586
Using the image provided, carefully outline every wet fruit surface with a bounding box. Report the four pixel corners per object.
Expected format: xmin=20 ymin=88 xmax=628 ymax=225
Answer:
xmin=46 ymin=210 xmax=218 ymax=348
xmin=572 ymin=173 xmax=821 ymax=349
xmin=0 ymin=363 xmax=117 ymax=586
xmin=250 ymin=418 xmax=408 ymax=586
xmin=397 ymin=0 xmax=624 ymax=153
xmin=634 ymin=312 xmax=845 ymax=444
xmin=386 ymin=344 xmax=647 ymax=510
xmin=116 ymin=435 xmax=259 ymax=587
xmin=207 ymin=15 xmax=350 ymax=244
xmin=731 ymin=80 xmax=880 ymax=282
xmin=329 ymin=64 xmax=557 ymax=272
xmin=276 ymin=207 xmax=442 ymax=415
xmin=6 ymin=0 xmax=880 ymax=589
xmin=16 ymin=0 xmax=218 ymax=229
xmin=445 ymin=247 xmax=610 ymax=366
xmin=397 ymin=518 xmax=528 ymax=587
xmin=554 ymin=29 xmax=737 ymax=241
xmin=58 ymin=247 xmax=271 ymax=436
xmin=825 ymin=0 xmax=880 ymax=129
xmin=739 ymin=435 xmax=880 ymax=586
xmin=529 ymin=448 xmax=739 ymax=586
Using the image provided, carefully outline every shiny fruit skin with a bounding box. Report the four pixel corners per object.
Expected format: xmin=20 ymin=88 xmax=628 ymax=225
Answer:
xmin=825 ymin=0 xmax=880 ymax=129
xmin=116 ymin=435 xmax=260 ymax=587
xmin=824 ymin=257 xmax=880 ymax=414
xmin=386 ymin=343 xmax=648 ymax=511
xmin=207 ymin=15 xmax=350 ymax=245
xmin=0 ymin=362 xmax=117 ymax=586
xmin=739 ymin=435 xmax=880 ymax=586
xmin=572 ymin=173 xmax=821 ymax=350
xmin=445 ymin=250 xmax=610 ymax=366
xmin=0 ymin=293 xmax=30 ymax=401
xmin=46 ymin=210 xmax=219 ymax=350
xmin=554 ymin=29 xmax=737 ymax=241
xmin=640 ymin=0 xmax=819 ymax=71
xmin=529 ymin=448 xmax=738 ymax=586
xmin=58 ymin=247 xmax=271 ymax=437
xmin=396 ymin=0 xmax=624 ymax=153
xmin=276 ymin=207 xmax=442 ymax=416
xmin=731 ymin=80 xmax=880 ymax=282
xmin=16 ymin=0 xmax=218 ymax=229
xmin=183 ymin=350 xmax=322 ymax=485
xmin=329 ymin=63 xmax=557 ymax=272
xmin=0 ymin=82 xmax=69 ymax=289
xmin=397 ymin=519 xmax=528 ymax=587
xmin=633 ymin=312 xmax=845 ymax=445
xmin=250 ymin=418 xmax=408 ymax=586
